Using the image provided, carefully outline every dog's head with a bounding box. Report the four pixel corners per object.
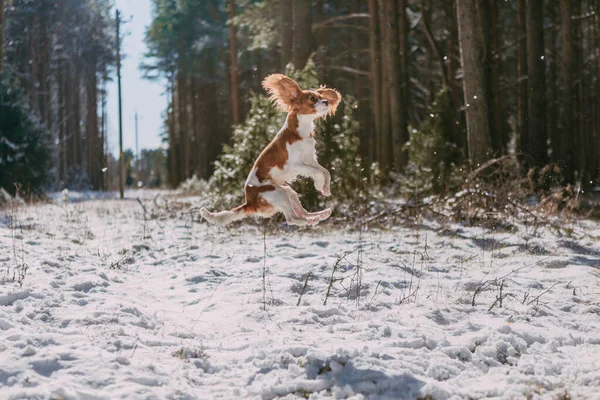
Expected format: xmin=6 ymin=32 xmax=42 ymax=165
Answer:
xmin=262 ymin=74 xmax=342 ymax=117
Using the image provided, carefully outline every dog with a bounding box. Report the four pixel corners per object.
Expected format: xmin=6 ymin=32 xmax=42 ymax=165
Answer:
xmin=200 ymin=74 xmax=342 ymax=226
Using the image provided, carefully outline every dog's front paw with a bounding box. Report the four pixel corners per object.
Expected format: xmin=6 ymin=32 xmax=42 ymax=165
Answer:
xmin=321 ymin=185 xmax=331 ymax=197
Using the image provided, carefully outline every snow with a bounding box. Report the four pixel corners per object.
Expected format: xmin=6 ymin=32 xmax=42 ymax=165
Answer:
xmin=1 ymin=192 xmax=599 ymax=399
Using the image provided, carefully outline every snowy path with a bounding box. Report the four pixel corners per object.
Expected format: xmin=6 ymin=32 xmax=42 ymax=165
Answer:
xmin=1 ymin=195 xmax=600 ymax=399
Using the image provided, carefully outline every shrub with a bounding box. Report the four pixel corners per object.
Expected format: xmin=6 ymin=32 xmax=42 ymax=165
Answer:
xmin=0 ymin=74 xmax=51 ymax=196
xmin=399 ymin=89 xmax=461 ymax=200
xmin=203 ymin=58 xmax=379 ymax=215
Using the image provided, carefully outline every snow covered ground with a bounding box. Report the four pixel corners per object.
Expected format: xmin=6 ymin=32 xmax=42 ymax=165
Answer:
xmin=1 ymin=191 xmax=599 ymax=399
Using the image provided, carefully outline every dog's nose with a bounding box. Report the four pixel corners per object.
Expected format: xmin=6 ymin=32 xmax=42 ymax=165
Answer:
xmin=322 ymin=100 xmax=328 ymax=106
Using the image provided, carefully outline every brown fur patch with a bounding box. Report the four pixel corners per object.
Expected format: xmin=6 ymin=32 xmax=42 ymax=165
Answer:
xmin=262 ymin=74 xmax=302 ymax=112
xmin=295 ymin=91 xmax=319 ymax=115
xmin=235 ymin=184 xmax=275 ymax=214
xmin=316 ymin=87 xmax=342 ymax=116
xmin=254 ymin=113 xmax=301 ymax=182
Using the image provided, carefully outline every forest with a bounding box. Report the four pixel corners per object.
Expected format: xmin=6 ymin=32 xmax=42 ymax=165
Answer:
xmin=144 ymin=0 xmax=600 ymax=201
xmin=1 ymin=0 xmax=599 ymax=203
xmin=3 ymin=2 xmax=600 ymax=398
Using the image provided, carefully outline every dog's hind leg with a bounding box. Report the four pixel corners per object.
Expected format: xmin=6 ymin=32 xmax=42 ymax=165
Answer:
xmin=280 ymin=185 xmax=331 ymax=223
xmin=261 ymin=186 xmax=314 ymax=226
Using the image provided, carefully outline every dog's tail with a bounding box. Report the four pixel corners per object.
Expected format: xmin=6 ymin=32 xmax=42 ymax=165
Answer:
xmin=200 ymin=204 xmax=248 ymax=225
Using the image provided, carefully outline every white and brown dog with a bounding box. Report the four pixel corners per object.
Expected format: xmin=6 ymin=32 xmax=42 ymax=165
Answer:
xmin=200 ymin=74 xmax=342 ymax=226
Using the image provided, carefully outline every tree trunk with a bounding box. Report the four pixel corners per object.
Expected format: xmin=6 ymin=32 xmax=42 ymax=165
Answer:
xmin=446 ymin=0 xmax=464 ymax=150
xmin=516 ymin=0 xmax=528 ymax=158
xmin=38 ymin=2 xmax=49 ymax=128
xmin=378 ymin=0 xmax=391 ymax=169
xmin=489 ymin=0 xmax=505 ymax=154
xmin=456 ymin=0 xmax=493 ymax=167
xmin=28 ymin=15 xmax=36 ymax=111
xmin=0 ymin=0 xmax=4 ymax=73
xmin=73 ymin=49 xmax=81 ymax=167
xmin=575 ymin=0 xmax=588 ymax=184
xmin=313 ymin=0 xmax=327 ymax=81
xmin=86 ymin=62 xmax=99 ymax=189
xmin=228 ymin=0 xmax=240 ymax=125
xmin=100 ymin=75 xmax=107 ymax=190
xmin=548 ymin=0 xmax=559 ymax=165
xmin=65 ymin=62 xmax=73 ymax=170
xmin=292 ymin=0 xmax=313 ymax=69
xmin=595 ymin=2 xmax=600 ymax=182
xmin=383 ymin=0 xmax=405 ymax=170
xmin=177 ymin=69 xmax=189 ymax=180
xmin=280 ymin=0 xmax=293 ymax=70
xmin=368 ymin=0 xmax=381 ymax=163
xmin=58 ymin=63 xmax=66 ymax=181
xmin=559 ymin=0 xmax=575 ymax=182
xmin=167 ymin=77 xmax=178 ymax=187
xmin=422 ymin=0 xmax=434 ymax=103
xmin=191 ymin=76 xmax=203 ymax=179
xmin=526 ymin=0 xmax=548 ymax=166
xmin=186 ymin=74 xmax=196 ymax=177
xmin=398 ymin=0 xmax=409 ymax=165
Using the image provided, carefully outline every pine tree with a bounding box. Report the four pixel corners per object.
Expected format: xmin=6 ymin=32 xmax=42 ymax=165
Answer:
xmin=0 ymin=75 xmax=50 ymax=195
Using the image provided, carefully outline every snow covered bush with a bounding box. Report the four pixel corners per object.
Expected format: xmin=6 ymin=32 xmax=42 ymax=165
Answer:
xmin=399 ymin=90 xmax=461 ymax=200
xmin=0 ymin=75 xmax=51 ymax=196
xmin=204 ymin=59 xmax=378 ymax=215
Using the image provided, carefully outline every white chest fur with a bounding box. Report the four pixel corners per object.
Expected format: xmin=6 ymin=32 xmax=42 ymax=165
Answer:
xmin=297 ymin=114 xmax=316 ymax=138
xmin=268 ymin=114 xmax=319 ymax=184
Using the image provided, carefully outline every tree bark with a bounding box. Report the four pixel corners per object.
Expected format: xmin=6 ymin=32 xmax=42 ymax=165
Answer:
xmin=488 ymin=0 xmax=505 ymax=154
xmin=446 ymin=0 xmax=464 ymax=150
xmin=167 ymin=77 xmax=178 ymax=187
xmin=559 ymin=0 xmax=575 ymax=182
xmin=378 ymin=0 xmax=391 ymax=169
xmin=398 ymin=0 xmax=409 ymax=165
xmin=368 ymin=0 xmax=381 ymax=163
xmin=73 ymin=47 xmax=81 ymax=167
xmin=86 ymin=62 xmax=99 ymax=189
xmin=28 ymin=15 xmax=36 ymax=111
xmin=0 ymin=0 xmax=4 ymax=73
xmin=38 ymin=1 xmax=50 ymax=128
xmin=595 ymin=2 xmax=600 ymax=182
xmin=383 ymin=0 xmax=405 ymax=170
xmin=58 ymin=62 xmax=66 ymax=181
xmin=177 ymin=69 xmax=189 ymax=180
xmin=575 ymin=0 xmax=587 ymax=183
xmin=292 ymin=0 xmax=313 ymax=69
xmin=547 ymin=0 xmax=559 ymax=166
xmin=65 ymin=62 xmax=73 ymax=170
xmin=456 ymin=0 xmax=493 ymax=167
xmin=517 ymin=0 xmax=528 ymax=158
xmin=526 ymin=0 xmax=548 ymax=166
xmin=228 ymin=0 xmax=239 ymax=125
xmin=280 ymin=0 xmax=293 ymax=70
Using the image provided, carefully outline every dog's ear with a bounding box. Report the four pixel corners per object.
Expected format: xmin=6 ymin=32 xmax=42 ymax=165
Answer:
xmin=316 ymin=86 xmax=342 ymax=116
xmin=262 ymin=74 xmax=303 ymax=112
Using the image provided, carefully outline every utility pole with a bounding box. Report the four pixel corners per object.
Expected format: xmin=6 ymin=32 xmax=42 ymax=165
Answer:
xmin=135 ymin=111 xmax=139 ymax=177
xmin=100 ymin=76 xmax=107 ymax=191
xmin=116 ymin=9 xmax=124 ymax=199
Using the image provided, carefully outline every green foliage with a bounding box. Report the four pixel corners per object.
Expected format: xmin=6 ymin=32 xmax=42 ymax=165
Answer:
xmin=208 ymin=93 xmax=284 ymax=202
xmin=205 ymin=59 xmax=378 ymax=213
xmin=400 ymin=90 xmax=462 ymax=200
xmin=232 ymin=0 xmax=279 ymax=51
xmin=0 ymin=75 xmax=51 ymax=195
xmin=143 ymin=0 xmax=226 ymax=79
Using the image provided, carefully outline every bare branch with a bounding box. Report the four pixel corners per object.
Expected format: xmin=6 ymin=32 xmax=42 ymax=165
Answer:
xmin=329 ymin=65 xmax=370 ymax=76
xmin=313 ymin=13 xmax=369 ymax=30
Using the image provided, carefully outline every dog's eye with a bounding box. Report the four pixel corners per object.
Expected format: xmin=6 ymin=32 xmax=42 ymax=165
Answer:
xmin=310 ymin=96 xmax=317 ymax=103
